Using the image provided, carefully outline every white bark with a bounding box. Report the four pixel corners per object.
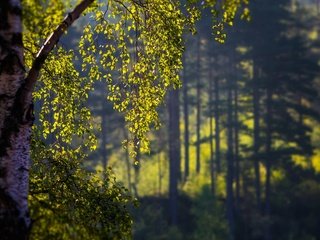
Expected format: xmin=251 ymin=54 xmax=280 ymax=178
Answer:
xmin=0 ymin=0 xmax=94 ymax=237
xmin=0 ymin=0 xmax=31 ymax=236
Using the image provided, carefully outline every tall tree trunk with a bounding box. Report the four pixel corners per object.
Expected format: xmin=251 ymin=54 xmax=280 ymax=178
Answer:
xmin=101 ymin=107 xmax=108 ymax=178
xmin=0 ymin=1 xmax=31 ymax=237
xmin=214 ymin=75 xmax=221 ymax=173
xmin=123 ymin=129 xmax=132 ymax=193
xmin=226 ymin=77 xmax=235 ymax=240
xmin=196 ymin=35 xmax=201 ymax=174
xmin=168 ymin=89 xmax=181 ymax=225
xmin=253 ymin=64 xmax=261 ymax=211
xmin=182 ymin=54 xmax=189 ymax=181
xmin=234 ymin=80 xmax=240 ymax=207
xmin=298 ymin=95 xmax=303 ymax=125
xmin=265 ymin=86 xmax=273 ymax=240
xmin=157 ymin=129 xmax=165 ymax=196
xmin=125 ymin=144 xmax=132 ymax=193
xmin=0 ymin=1 xmax=93 ymax=237
xmin=132 ymin=141 xmax=140 ymax=198
xmin=208 ymin=63 xmax=215 ymax=195
xmin=158 ymin=151 xmax=162 ymax=196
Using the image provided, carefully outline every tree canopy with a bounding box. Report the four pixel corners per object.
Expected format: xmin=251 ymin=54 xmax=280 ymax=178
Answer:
xmin=0 ymin=0 xmax=249 ymax=238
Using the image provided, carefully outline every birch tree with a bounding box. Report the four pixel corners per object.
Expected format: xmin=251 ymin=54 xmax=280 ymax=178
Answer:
xmin=0 ymin=0 xmax=249 ymax=238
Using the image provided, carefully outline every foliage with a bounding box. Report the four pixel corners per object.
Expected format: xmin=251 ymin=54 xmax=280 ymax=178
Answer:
xmin=30 ymin=138 xmax=134 ymax=239
xmin=20 ymin=0 xmax=249 ymax=237
xmin=23 ymin=0 xmax=134 ymax=238
xmin=21 ymin=0 xmax=249 ymax=238
xmin=78 ymin=0 xmax=249 ymax=158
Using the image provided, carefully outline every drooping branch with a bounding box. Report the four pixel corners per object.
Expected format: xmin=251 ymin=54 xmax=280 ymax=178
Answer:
xmin=21 ymin=0 xmax=94 ymax=108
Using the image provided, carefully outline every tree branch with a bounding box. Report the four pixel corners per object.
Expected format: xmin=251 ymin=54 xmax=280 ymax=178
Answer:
xmin=21 ymin=0 xmax=94 ymax=107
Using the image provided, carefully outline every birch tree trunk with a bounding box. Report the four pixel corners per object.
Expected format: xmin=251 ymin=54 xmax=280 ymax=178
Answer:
xmin=0 ymin=1 xmax=31 ymax=238
xmin=0 ymin=0 xmax=93 ymax=238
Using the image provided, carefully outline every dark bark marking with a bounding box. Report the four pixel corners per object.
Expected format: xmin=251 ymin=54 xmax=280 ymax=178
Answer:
xmin=0 ymin=187 xmax=30 ymax=240
xmin=9 ymin=6 xmax=22 ymax=17
xmin=0 ymin=187 xmax=17 ymax=209
xmin=0 ymin=2 xmax=10 ymax=30
xmin=11 ymin=33 xmax=23 ymax=46
xmin=0 ymin=2 xmax=22 ymax=30
xmin=0 ymin=83 xmax=32 ymax=181
xmin=0 ymin=94 xmax=15 ymax=101
xmin=0 ymin=167 xmax=6 ymax=179
xmin=0 ymin=51 xmax=25 ymax=74
xmin=18 ymin=166 xmax=29 ymax=172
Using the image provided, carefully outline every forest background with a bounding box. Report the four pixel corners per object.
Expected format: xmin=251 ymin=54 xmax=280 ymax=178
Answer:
xmin=90 ymin=1 xmax=320 ymax=239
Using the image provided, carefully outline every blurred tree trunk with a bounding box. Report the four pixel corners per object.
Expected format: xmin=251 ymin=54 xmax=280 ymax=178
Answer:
xmin=234 ymin=79 xmax=240 ymax=206
xmin=298 ymin=95 xmax=303 ymax=125
xmin=158 ymin=151 xmax=162 ymax=196
xmin=123 ymin=129 xmax=132 ymax=193
xmin=125 ymin=144 xmax=132 ymax=193
xmin=101 ymin=106 xmax=108 ymax=177
xmin=214 ymin=75 xmax=221 ymax=173
xmin=196 ymin=35 xmax=201 ymax=174
xmin=132 ymin=143 xmax=140 ymax=198
xmin=157 ymin=129 xmax=165 ymax=196
xmin=226 ymin=76 xmax=235 ymax=240
xmin=253 ymin=64 xmax=261 ymax=211
xmin=168 ymin=89 xmax=181 ymax=225
xmin=182 ymin=54 xmax=189 ymax=181
xmin=265 ymin=85 xmax=273 ymax=240
xmin=208 ymin=63 xmax=215 ymax=195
